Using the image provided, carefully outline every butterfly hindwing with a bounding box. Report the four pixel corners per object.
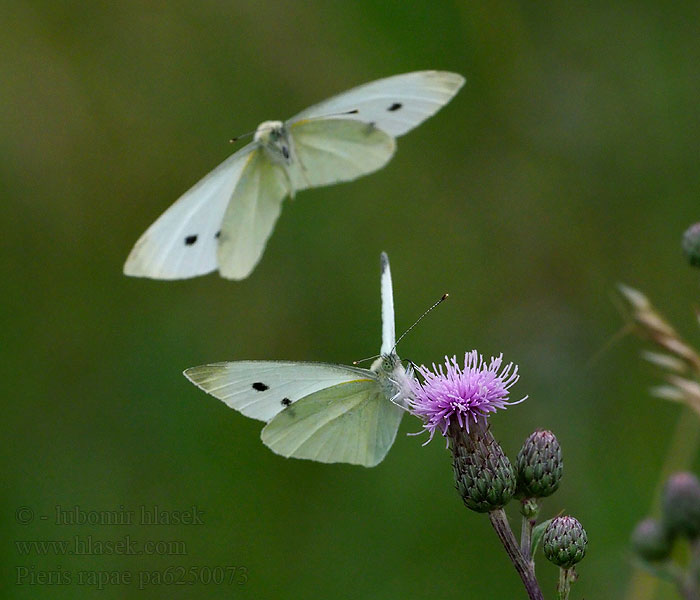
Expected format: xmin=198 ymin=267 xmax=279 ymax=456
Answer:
xmin=216 ymin=150 xmax=291 ymax=280
xmin=183 ymin=361 xmax=374 ymax=422
xmin=288 ymin=70 xmax=466 ymax=138
xmin=260 ymin=379 xmax=404 ymax=467
xmin=286 ymin=119 xmax=395 ymax=190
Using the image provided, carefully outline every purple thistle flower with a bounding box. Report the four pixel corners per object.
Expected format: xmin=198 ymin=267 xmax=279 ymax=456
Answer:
xmin=409 ymin=351 xmax=525 ymax=443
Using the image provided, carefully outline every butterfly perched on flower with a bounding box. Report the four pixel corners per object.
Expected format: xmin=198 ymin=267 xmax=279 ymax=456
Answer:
xmin=184 ymin=252 xmax=413 ymax=467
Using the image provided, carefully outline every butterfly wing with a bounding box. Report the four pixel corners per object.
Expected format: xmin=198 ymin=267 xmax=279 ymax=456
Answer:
xmin=379 ymin=251 xmax=396 ymax=355
xmin=216 ymin=149 xmax=291 ymax=279
xmin=183 ymin=361 xmax=373 ymax=422
xmin=288 ymin=71 xmax=465 ymax=138
xmin=261 ymin=379 xmax=404 ymax=467
xmin=123 ymin=145 xmax=255 ymax=280
xmin=284 ymin=119 xmax=395 ymax=190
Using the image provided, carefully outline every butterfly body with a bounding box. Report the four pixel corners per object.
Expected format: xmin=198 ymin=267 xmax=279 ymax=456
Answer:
xmin=255 ymin=120 xmax=294 ymax=167
xmin=124 ymin=71 xmax=465 ymax=280
xmin=184 ymin=252 xmax=412 ymax=467
xmin=370 ymin=352 xmax=410 ymax=408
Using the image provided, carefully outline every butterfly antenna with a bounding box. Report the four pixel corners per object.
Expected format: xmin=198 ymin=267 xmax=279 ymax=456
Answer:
xmin=302 ymin=109 xmax=359 ymax=122
xmin=352 ymin=354 xmax=380 ymax=366
xmin=230 ymin=110 xmax=360 ymax=144
xmin=229 ymin=130 xmax=256 ymax=144
xmin=229 ymin=122 xmax=284 ymax=143
xmin=391 ymin=293 xmax=449 ymax=353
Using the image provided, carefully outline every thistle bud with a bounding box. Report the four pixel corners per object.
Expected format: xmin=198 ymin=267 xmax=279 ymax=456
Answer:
xmin=662 ymin=472 xmax=700 ymax=538
xmin=682 ymin=223 xmax=700 ymax=267
xmin=631 ymin=518 xmax=673 ymax=562
xmin=543 ymin=516 xmax=587 ymax=568
xmin=515 ymin=429 xmax=563 ymax=499
xmin=451 ymin=423 xmax=516 ymax=513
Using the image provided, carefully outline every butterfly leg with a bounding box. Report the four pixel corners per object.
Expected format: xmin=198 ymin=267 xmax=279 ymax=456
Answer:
xmin=295 ymin=152 xmax=312 ymax=188
xmin=280 ymin=166 xmax=296 ymax=199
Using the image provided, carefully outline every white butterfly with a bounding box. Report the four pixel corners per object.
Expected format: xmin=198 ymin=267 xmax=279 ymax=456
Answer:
xmin=184 ymin=252 xmax=412 ymax=467
xmin=124 ymin=71 xmax=465 ymax=280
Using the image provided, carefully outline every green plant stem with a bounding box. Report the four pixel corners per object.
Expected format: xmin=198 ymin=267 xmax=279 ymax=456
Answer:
xmin=625 ymin=406 xmax=700 ymax=600
xmin=521 ymin=514 xmax=532 ymax=561
xmin=675 ymin=566 xmax=700 ymax=600
xmin=488 ymin=508 xmax=544 ymax=600
xmin=519 ymin=498 xmax=539 ymax=564
xmin=682 ymin=538 xmax=700 ymax=600
xmin=557 ymin=567 xmax=572 ymax=600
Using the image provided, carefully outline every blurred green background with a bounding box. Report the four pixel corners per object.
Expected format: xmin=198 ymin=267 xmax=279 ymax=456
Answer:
xmin=3 ymin=1 xmax=700 ymax=598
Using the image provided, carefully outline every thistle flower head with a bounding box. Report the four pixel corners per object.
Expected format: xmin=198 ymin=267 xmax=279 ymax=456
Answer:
xmin=543 ymin=516 xmax=588 ymax=568
xmin=662 ymin=472 xmax=700 ymax=539
xmin=408 ymin=351 xmax=524 ymax=442
xmin=516 ymin=429 xmax=563 ymax=499
xmin=682 ymin=223 xmax=700 ymax=267
xmin=451 ymin=424 xmax=516 ymax=512
xmin=631 ymin=518 xmax=673 ymax=562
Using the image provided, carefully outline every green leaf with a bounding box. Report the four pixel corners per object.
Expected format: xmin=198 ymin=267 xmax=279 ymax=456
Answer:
xmin=531 ymin=518 xmax=553 ymax=556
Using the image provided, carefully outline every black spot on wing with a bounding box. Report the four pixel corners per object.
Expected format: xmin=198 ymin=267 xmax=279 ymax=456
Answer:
xmin=252 ymin=382 xmax=269 ymax=392
xmin=215 ymin=230 xmax=221 ymax=239
xmin=388 ymin=103 xmax=402 ymax=112
xmin=281 ymin=398 xmax=291 ymax=406
xmin=185 ymin=235 xmax=198 ymax=246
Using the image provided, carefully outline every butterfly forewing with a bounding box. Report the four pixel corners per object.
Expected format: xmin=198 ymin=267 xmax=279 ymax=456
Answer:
xmin=123 ymin=145 xmax=255 ymax=280
xmin=260 ymin=379 xmax=404 ymax=467
xmin=288 ymin=71 xmax=465 ymax=138
xmin=286 ymin=119 xmax=395 ymax=190
xmin=183 ymin=361 xmax=375 ymax=422
xmin=379 ymin=251 xmax=396 ymax=354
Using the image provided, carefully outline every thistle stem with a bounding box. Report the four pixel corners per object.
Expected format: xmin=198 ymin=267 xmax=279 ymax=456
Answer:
xmin=519 ymin=498 xmax=539 ymax=565
xmin=489 ymin=508 xmax=544 ymax=600
xmin=521 ymin=515 xmax=532 ymax=560
xmin=624 ymin=406 xmax=700 ymax=600
xmin=680 ymin=538 xmax=700 ymax=600
xmin=557 ymin=567 xmax=574 ymax=600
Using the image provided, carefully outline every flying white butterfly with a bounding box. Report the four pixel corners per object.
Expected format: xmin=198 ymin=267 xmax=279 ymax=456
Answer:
xmin=184 ymin=252 xmax=412 ymax=467
xmin=124 ymin=71 xmax=465 ymax=280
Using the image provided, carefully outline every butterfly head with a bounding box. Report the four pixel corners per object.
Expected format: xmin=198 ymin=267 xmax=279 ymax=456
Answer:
xmin=255 ymin=120 xmax=294 ymax=166
xmin=370 ymin=352 xmax=414 ymax=409
xmin=371 ymin=352 xmax=399 ymax=375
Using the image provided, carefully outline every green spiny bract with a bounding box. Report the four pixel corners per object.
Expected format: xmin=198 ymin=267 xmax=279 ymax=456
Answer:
xmin=682 ymin=223 xmax=700 ymax=268
xmin=662 ymin=472 xmax=700 ymax=539
xmin=631 ymin=517 xmax=673 ymax=562
xmin=543 ymin=516 xmax=587 ymax=568
xmin=515 ymin=429 xmax=563 ymax=499
xmin=451 ymin=424 xmax=515 ymax=513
